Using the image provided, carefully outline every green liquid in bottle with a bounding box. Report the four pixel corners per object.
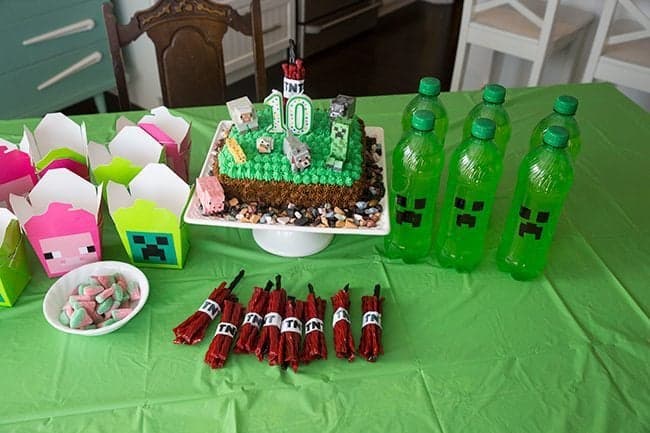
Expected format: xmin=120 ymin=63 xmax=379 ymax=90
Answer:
xmin=436 ymin=118 xmax=503 ymax=272
xmin=462 ymin=84 xmax=511 ymax=156
xmin=402 ymin=77 xmax=449 ymax=145
xmin=386 ymin=110 xmax=445 ymax=263
xmin=530 ymin=95 xmax=581 ymax=159
xmin=497 ymin=126 xmax=574 ymax=280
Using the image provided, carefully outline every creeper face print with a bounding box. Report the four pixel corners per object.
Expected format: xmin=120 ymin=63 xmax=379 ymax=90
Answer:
xmin=39 ymin=232 xmax=98 ymax=275
xmin=454 ymin=197 xmax=485 ymax=228
xmin=395 ymin=195 xmax=426 ymax=227
xmin=127 ymin=231 xmax=177 ymax=265
xmin=517 ymin=206 xmax=550 ymax=240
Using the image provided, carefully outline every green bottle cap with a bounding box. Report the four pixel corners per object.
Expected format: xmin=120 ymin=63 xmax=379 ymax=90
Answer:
xmin=418 ymin=77 xmax=441 ymax=97
xmin=411 ymin=110 xmax=435 ymax=131
xmin=553 ymin=95 xmax=578 ymax=115
xmin=543 ymin=125 xmax=569 ymax=148
xmin=482 ymin=84 xmax=506 ymax=104
xmin=471 ymin=118 xmax=496 ymax=140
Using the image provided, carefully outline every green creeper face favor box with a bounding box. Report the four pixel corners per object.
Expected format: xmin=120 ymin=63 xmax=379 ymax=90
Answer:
xmin=107 ymin=163 xmax=191 ymax=269
xmin=88 ymin=126 xmax=165 ymax=188
xmin=0 ymin=208 xmax=31 ymax=307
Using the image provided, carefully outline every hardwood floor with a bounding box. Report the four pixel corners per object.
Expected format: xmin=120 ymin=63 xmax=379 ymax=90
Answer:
xmin=62 ymin=1 xmax=460 ymax=115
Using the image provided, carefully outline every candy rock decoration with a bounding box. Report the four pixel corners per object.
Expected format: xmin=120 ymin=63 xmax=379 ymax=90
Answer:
xmin=22 ymin=113 xmax=89 ymax=179
xmin=326 ymin=117 xmax=351 ymax=172
xmin=227 ymin=97 xmax=258 ymax=133
xmin=0 ymin=208 xmax=30 ymax=307
xmin=283 ymin=135 xmax=311 ymax=173
xmin=329 ymin=94 xmax=356 ymax=120
xmin=10 ymin=168 xmax=102 ymax=278
xmin=117 ymin=107 xmax=193 ymax=182
xmin=107 ymin=163 xmax=191 ymax=269
xmin=88 ymin=126 xmax=164 ymax=188
xmin=0 ymin=138 xmax=37 ymax=210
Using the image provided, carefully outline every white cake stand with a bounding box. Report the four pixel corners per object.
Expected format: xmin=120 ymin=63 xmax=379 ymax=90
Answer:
xmin=184 ymin=122 xmax=389 ymax=257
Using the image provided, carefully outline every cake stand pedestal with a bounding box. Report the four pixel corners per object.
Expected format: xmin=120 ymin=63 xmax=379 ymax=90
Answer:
xmin=252 ymin=229 xmax=333 ymax=257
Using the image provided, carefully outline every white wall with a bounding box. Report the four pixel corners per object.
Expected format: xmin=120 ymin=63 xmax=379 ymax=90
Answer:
xmin=460 ymin=0 xmax=650 ymax=111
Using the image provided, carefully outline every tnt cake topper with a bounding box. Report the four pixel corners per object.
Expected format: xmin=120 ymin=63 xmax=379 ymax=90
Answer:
xmin=0 ymin=137 xmax=37 ymax=210
xmin=282 ymin=39 xmax=305 ymax=100
xmin=107 ymin=163 xmax=191 ymax=269
xmin=21 ymin=113 xmax=89 ymax=180
xmin=117 ymin=107 xmax=192 ymax=182
xmin=89 ymin=126 xmax=165 ymax=189
xmin=10 ymin=168 xmax=102 ymax=278
xmin=0 ymin=208 xmax=31 ymax=307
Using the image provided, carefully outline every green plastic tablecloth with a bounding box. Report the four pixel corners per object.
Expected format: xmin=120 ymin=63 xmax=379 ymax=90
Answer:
xmin=0 ymin=83 xmax=648 ymax=433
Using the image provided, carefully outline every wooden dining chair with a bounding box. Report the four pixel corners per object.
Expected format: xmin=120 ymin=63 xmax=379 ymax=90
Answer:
xmin=582 ymin=0 xmax=650 ymax=94
xmin=102 ymin=0 xmax=267 ymax=110
xmin=451 ymin=0 xmax=594 ymax=90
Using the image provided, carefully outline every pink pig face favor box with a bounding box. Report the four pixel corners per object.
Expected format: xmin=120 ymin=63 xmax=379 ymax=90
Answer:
xmin=10 ymin=168 xmax=102 ymax=278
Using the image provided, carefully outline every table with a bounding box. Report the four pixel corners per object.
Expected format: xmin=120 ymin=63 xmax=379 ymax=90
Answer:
xmin=0 ymin=83 xmax=648 ymax=433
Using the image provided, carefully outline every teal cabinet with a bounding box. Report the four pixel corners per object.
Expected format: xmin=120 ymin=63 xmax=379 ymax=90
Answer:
xmin=0 ymin=0 xmax=115 ymax=119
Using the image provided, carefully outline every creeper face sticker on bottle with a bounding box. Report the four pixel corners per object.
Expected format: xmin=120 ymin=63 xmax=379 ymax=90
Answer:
xmin=395 ymin=195 xmax=427 ymax=227
xmin=517 ymin=206 xmax=550 ymax=240
xmin=127 ymin=231 xmax=178 ymax=265
xmin=454 ymin=197 xmax=485 ymax=228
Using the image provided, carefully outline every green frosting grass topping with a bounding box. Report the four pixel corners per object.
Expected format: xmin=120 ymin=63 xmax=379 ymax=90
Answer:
xmin=218 ymin=108 xmax=363 ymax=186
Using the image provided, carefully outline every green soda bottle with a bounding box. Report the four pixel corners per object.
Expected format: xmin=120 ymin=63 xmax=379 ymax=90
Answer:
xmin=401 ymin=77 xmax=449 ymax=144
xmin=435 ymin=118 xmax=503 ymax=272
xmin=462 ymin=84 xmax=511 ymax=156
xmin=529 ymin=95 xmax=581 ymax=159
xmin=497 ymin=126 xmax=574 ymax=280
xmin=386 ymin=110 xmax=445 ymax=263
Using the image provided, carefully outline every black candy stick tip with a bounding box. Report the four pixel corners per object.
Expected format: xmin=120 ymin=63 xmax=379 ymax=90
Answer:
xmin=264 ymin=280 xmax=273 ymax=291
xmin=374 ymin=284 xmax=381 ymax=298
xmin=343 ymin=283 xmax=350 ymax=293
xmin=307 ymin=283 xmax=315 ymax=294
xmin=275 ymin=275 xmax=282 ymax=290
xmin=228 ymin=269 xmax=245 ymax=291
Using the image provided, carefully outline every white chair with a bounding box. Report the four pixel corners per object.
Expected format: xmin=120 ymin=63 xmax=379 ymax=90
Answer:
xmin=451 ymin=0 xmax=594 ymax=90
xmin=582 ymin=0 xmax=650 ymax=93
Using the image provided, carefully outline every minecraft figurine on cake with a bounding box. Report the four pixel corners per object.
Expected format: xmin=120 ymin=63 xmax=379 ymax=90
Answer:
xmin=329 ymin=95 xmax=356 ymax=120
xmin=227 ymin=96 xmax=258 ymax=133
xmin=326 ymin=118 xmax=351 ymax=171
xmin=283 ymin=135 xmax=311 ymax=172
xmin=256 ymin=136 xmax=274 ymax=154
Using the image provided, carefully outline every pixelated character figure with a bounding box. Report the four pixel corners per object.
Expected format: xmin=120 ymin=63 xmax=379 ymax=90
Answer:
xmin=256 ymin=136 xmax=274 ymax=154
xmin=326 ymin=118 xmax=351 ymax=171
xmin=127 ymin=231 xmax=178 ymax=266
xmin=283 ymin=135 xmax=311 ymax=172
xmin=196 ymin=176 xmax=225 ymax=215
xmin=454 ymin=197 xmax=485 ymax=228
xmin=225 ymin=137 xmax=247 ymax=164
xmin=22 ymin=203 xmax=101 ymax=277
xmin=517 ymin=206 xmax=550 ymax=240
xmin=329 ymin=94 xmax=356 ymax=120
xmin=226 ymin=96 xmax=259 ymax=133
xmin=395 ymin=195 xmax=427 ymax=227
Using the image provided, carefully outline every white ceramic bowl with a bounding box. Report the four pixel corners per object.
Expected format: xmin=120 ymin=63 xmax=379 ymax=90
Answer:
xmin=43 ymin=261 xmax=149 ymax=336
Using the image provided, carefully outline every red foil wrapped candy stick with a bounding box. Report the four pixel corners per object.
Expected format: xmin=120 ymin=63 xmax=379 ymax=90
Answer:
xmin=255 ymin=275 xmax=287 ymax=364
xmin=331 ymin=284 xmax=355 ymax=361
xmin=205 ymin=299 xmax=245 ymax=369
xmin=358 ymin=284 xmax=384 ymax=362
xmin=173 ymin=270 xmax=244 ymax=345
xmin=234 ymin=280 xmax=272 ymax=354
xmin=278 ymin=297 xmax=304 ymax=372
xmin=301 ymin=283 xmax=327 ymax=363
